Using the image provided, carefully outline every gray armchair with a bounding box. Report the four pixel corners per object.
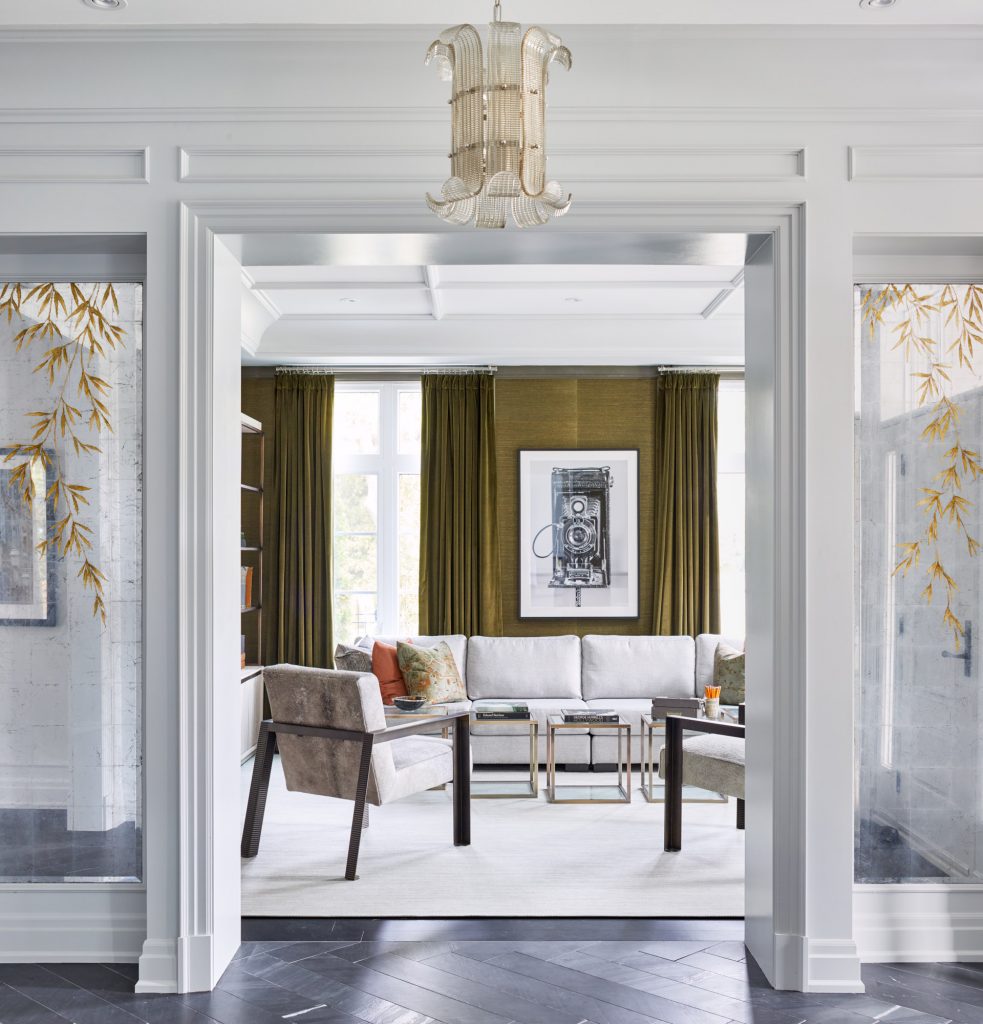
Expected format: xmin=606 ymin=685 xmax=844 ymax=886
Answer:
xmin=660 ymin=706 xmax=746 ymax=852
xmin=241 ymin=665 xmax=471 ymax=879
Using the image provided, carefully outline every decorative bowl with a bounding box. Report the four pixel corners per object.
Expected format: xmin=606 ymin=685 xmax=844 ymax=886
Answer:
xmin=392 ymin=696 xmax=429 ymax=712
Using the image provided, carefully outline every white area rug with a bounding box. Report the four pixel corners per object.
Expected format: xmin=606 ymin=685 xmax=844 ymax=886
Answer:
xmin=241 ymin=758 xmax=744 ymax=917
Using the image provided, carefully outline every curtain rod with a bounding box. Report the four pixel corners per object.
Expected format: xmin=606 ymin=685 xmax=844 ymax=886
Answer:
xmin=274 ymin=364 xmax=497 ymax=375
xmin=656 ymin=365 xmax=744 ymax=374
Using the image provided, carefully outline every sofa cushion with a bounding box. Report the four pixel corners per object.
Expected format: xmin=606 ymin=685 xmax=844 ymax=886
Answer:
xmin=696 ymin=633 xmax=743 ymax=692
xmin=397 ymin=640 xmax=467 ymax=704
xmin=370 ymin=634 xmax=468 ymax=686
xmin=466 ymin=635 xmax=581 ymax=700
xmin=334 ymin=643 xmax=373 ymax=674
xmin=581 ymin=635 xmax=695 ymax=700
xmin=471 ymin=697 xmax=589 ymax=736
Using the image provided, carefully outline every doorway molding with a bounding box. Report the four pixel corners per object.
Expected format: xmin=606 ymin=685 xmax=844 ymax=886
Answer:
xmin=170 ymin=197 xmax=860 ymax=994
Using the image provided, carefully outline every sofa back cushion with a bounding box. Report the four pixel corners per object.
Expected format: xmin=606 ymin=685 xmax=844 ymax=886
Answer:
xmin=581 ymin=635 xmax=696 ymax=700
xmin=696 ymin=633 xmax=744 ymax=692
xmin=368 ymin=634 xmax=468 ymax=686
xmin=466 ymin=635 xmax=582 ymax=700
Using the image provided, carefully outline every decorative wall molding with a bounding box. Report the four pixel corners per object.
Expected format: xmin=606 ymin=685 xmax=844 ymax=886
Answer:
xmin=3 ymin=25 xmax=983 ymax=45
xmin=0 ymin=147 xmax=148 ymax=184
xmin=849 ymin=145 xmax=983 ymax=182
xmin=855 ymin=886 xmax=983 ymax=962
xmin=182 ymin=145 xmax=805 ymax=184
xmin=0 ymin=888 xmax=146 ymax=963
xmin=4 ymin=106 xmax=983 ymax=127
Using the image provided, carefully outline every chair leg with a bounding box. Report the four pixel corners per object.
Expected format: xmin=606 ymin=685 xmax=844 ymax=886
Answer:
xmin=345 ymin=735 xmax=375 ymax=881
xmin=664 ymin=716 xmax=683 ymax=852
xmin=241 ymin=722 xmax=276 ymax=858
xmin=736 ymin=798 xmax=745 ymax=830
xmin=453 ymin=713 xmax=471 ymax=846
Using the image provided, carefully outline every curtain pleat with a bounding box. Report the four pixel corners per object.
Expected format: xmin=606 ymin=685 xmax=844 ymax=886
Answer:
xmin=419 ymin=373 xmax=502 ymax=636
xmin=653 ymin=371 xmax=720 ymax=636
xmin=268 ymin=372 xmax=334 ymax=666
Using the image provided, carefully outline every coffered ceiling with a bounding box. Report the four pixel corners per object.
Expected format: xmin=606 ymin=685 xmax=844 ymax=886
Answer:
xmin=241 ymin=263 xmax=745 ymax=367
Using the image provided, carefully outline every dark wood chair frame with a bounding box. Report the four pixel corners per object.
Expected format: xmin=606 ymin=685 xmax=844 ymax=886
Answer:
xmin=664 ymin=704 xmax=745 ymax=853
xmin=241 ymin=709 xmax=471 ymax=880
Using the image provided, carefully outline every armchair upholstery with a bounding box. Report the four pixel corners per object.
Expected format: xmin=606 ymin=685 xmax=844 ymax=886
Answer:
xmin=242 ymin=665 xmax=471 ymax=879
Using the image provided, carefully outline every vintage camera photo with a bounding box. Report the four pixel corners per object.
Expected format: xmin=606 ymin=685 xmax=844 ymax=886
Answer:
xmin=519 ymin=449 xmax=639 ymax=619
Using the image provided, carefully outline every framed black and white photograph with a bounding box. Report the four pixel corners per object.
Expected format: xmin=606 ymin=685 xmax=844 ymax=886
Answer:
xmin=0 ymin=450 xmax=56 ymax=627
xmin=518 ymin=448 xmax=639 ymax=619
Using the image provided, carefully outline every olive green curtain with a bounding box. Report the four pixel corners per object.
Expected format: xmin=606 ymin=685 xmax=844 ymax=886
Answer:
xmin=419 ymin=373 xmax=502 ymax=636
xmin=653 ymin=371 xmax=720 ymax=636
xmin=267 ymin=371 xmax=334 ymax=667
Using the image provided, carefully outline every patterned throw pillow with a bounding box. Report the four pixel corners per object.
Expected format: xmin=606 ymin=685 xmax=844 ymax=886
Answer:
xmin=371 ymin=641 xmax=409 ymax=705
xmin=334 ymin=643 xmax=373 ymax=674
xmin=397 ymin=640 xmax=467 ymax=704
xmin=713 ymin=641 xmax=746 ymax=705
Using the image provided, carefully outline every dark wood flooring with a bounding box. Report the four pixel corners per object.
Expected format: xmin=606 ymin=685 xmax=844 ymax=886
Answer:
xmin=0 ymin=920 xmax=974 ymax=1024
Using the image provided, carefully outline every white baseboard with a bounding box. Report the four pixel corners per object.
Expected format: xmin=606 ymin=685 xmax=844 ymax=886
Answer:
xmin=855 ymin=885 xmax=983 ymax=962
xmin=753 ymin=929 xmax=864 ymax=992
xmin=0 ymin=887 xmax=145 ymax=962
xmin=136 ymin=937 xmax=178 ymax=993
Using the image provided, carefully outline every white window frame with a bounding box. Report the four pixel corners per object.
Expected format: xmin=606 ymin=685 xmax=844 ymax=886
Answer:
xmin=333 ymin=380 xmax=421 ymax=640
xmin=717 ymin=377 xmax=746 ymax=639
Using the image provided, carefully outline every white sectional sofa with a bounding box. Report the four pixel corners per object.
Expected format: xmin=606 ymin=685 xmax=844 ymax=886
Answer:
xmin=371 ymin=632 xmax=742 ymax=769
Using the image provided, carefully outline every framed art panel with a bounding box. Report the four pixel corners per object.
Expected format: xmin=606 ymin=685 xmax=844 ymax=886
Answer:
xmin=518 ymin=448 xmax=639 ymax=619
xmin=0 ymin=449 xmax=56 ymax=627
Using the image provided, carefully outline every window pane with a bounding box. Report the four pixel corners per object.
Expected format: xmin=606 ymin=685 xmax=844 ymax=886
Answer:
xmin=335 ymin=535 xmax=378 ymax=593
xmin=717 ymin=472 xmax=746 ymax=639
xmin=398 ymin=389 xmax=422 ymax=455
xmin=334 ymin=474 xmax=378 ymax=534
xmin=398 ymin=474 xmax=420 ymax=635
xmin=335 ymin=592 xmax=378 ymax=646
xmin=333 ymin=390 xmax=379 ymax=456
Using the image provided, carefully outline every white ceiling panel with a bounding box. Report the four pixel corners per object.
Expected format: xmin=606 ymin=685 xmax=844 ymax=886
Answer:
xmin=246 ymin=265 xmax=424 ymax=285
xmin=261 ymin=286 xmax=432 ymax=317
xmin=439 ymin=285 xmax=723 ymax=318
xmin=436 ymin=264 xmax=743 ymax=285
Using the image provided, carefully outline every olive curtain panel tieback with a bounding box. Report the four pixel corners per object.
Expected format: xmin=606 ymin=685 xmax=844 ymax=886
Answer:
xmin=268 ymin=371 xmax=335 ymax=667
xmin=653 ymin=371 xmax=721 ymax=637
xmin=419 ymin=372 xmax=503 ymax=637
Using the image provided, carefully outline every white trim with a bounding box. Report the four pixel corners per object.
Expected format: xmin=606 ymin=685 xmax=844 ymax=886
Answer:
xmin=855 ymin=886 xmax=983 ymax=962
xmin=0 ymin=147 xmax=149 ymax=184
xmin=176 ymin=198 xmax=858 ymax=994
xmin=3 ymin=105 xmax=983 ymax=127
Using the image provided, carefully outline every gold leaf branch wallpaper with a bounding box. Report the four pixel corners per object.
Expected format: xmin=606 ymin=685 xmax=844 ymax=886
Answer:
xmin=861 ymin=283 xmax=983 ymax=646
xmin=0 ymin=282 xmax=128 ymax=623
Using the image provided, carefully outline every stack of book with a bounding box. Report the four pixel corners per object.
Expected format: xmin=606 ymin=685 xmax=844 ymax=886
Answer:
xmin=474 ymin=701 xmax=530 ymax=721
xmin=651 ymin=696 xmax=701 ymax=718
xmin=562 ymin=708 xmax=619 ymax=724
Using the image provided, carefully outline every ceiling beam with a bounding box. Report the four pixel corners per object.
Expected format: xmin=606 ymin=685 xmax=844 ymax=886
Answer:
xmin=700 ymin=268 xmax=745 ymax=319
xmin=424 ymin=265 xmax=444 ymax=321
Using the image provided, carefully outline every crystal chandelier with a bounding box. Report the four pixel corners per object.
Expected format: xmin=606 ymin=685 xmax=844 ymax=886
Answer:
xmin=425 ymin=1 xmax=572 ymax=229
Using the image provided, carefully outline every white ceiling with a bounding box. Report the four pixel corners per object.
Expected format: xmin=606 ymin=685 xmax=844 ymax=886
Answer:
xmin=6 ymin=0 xmax=983 ymax=26
xmin=241 ymin=263 xmax=745 ymax=367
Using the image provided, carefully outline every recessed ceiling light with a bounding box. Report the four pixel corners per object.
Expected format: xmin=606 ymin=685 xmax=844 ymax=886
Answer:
xmin=339 ymin=298 xmax=356 ymax=304
xmin=859 ymin=0 xmax=896 ymax=8
xmin=82 ymin=0 xmax=127 ymax=8
xmin=565 ymin=297 xmax=583 ymax=303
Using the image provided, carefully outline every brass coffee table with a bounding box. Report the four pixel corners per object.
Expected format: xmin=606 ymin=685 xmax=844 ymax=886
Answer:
xmin=640 ymin=712 xmax=727 ymax=804
xmin=546 ymin=715 xmax=631 ymax=804
xmin=469 ymin=716 xmax=539 ymax=799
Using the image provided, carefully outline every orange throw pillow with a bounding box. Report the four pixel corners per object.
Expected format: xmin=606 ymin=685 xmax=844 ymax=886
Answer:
xmin=371 ymin=641 xmax=408 ymax=705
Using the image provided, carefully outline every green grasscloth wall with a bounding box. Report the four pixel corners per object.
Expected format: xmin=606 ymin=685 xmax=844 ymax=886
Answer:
xmin=241 ymin=372 xmax=656 ymax=640
xmin=494 ymin=376 xmax=656 ymax=636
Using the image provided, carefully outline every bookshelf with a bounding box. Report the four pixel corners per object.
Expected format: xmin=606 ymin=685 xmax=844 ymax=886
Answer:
xmin=241 ymin=412 xmax=264 ymax=761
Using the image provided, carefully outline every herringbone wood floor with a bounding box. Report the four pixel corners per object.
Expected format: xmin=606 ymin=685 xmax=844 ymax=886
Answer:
xmin=0 ymin=921 xmax=974 ymax=1024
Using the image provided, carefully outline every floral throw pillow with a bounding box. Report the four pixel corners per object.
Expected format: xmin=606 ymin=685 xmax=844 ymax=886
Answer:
xmin=713 ymin=641 xmax=745 ymax=706
xmin=397 ymin=640 xmax=467 ymax=704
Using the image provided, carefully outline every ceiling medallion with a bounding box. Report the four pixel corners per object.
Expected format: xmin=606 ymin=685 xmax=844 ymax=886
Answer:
xmin=425 ymin=0 xmax=572 ymax=229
